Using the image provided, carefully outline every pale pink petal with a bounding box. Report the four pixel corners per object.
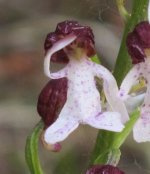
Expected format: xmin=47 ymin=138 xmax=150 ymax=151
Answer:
xmin=133 ymin=117 xmax=150 ymax=142
xmin=125 ymin=93 xmax=145 ymax=113
xmin=66 ymin=58 xmax=102 ymax=119
xmin=93 ymin=62 xmax=129 ymax=123
xmin=44 ymin=35 xmax=77 ymax=79
xmin=133 ymin=90 xmax=150 ymax=142
xmin=44 ymin=116 xmax=79 ymax=144
xmin=120 ymin=62 xmax=145 ymax=100
xmin=84 ymin=111 xmax=124 ymax=132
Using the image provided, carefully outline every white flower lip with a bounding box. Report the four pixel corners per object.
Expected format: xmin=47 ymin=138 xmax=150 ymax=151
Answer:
xmin=120 ymin=58 xmax=150 ymax=143
xmin=43 ymin=35 xmax=128 ymax=145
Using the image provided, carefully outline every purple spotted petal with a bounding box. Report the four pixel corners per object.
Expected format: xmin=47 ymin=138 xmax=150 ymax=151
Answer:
xmin=44 ymin=113 xmax=79 ymax=144
xmin=133 ymin=116 xmax=150 ymax=142
xmin=133 ymin=89 xmax=150 ymax=142
xmin=85 ymin=111 xmax=124 ymax=132
xmin=85 ymin=165 xmax=125 ymax=174
xmin=119 ymin=62 xmax=145 ymax=100
xmin=93 ymin=62 xmax=129 ymax=123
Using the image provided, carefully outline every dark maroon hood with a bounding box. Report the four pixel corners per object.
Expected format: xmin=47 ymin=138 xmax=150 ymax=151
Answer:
xmin=44 ymin=20 xmax=96 ymax=63
xmin=85 ymin=165 xmax=125 ymax=174
xmin=126 ymin=21 xmax=150 ymax=64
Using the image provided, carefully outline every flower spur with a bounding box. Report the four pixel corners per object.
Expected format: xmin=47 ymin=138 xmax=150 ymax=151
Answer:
xmin=119 ymin=21 xmax=150 ymax=142
xmin=42 ymin=21 xmax=129 ymax=146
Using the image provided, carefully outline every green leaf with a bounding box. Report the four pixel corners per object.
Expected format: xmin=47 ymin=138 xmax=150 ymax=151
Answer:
xmin=25 ymin=120 xmax=44 ymax=174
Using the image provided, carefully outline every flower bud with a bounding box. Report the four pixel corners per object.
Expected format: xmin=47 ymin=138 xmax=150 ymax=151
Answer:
xmin=44 ymin=20 xmax=96 ymax=63
xmin=37 ymin=78 xmax=67 ymax=128
xmin=126 ymin=21 xmax=150 ymax=64
xmin=85 ymin=165 xmax=125 ymax=174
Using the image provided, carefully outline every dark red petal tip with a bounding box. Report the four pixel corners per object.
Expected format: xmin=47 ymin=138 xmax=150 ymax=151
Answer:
xmin=134 ymin=21 xmax=150 ymax=48
xmin=126 ymin=21 xmax=150 ymax=64
xmin=44 ymin=20 xmax=96 ymax=63
xmin=55 ymin=20 xmax=80 ymax=35
xmin=85 ymin=165 xmax=125 ymax=174
xmin=126 ymin=32 xmax=145 ymax=64
xmin=55 ymin=20 xmax=94 ymax=43
xmin=37 ymin=78 xmax=68 ymax=128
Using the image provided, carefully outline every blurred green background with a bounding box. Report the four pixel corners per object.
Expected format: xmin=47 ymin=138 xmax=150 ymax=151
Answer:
xmin=0 ymin=0 xmax=150 ymax=173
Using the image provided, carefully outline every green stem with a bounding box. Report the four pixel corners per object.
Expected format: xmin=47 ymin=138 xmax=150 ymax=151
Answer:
xmin=114 ymin=0 xmax=148 ymax=85
xmin=116 ymin=0 xmax=130 ymax=21
xmin=90 ymin=0 xmax=149 ymax=166
xmin=25 ymin=120 xmax=44 ymax=174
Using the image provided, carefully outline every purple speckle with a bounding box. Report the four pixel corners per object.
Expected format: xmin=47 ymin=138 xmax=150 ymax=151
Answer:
xmin=137 ymin=64 xmax=141 ymax=70
xmin=74 ymin=100 xmax=79 ymax=107
xmin=81 ymin=80 xmax=84 ymax=84
xmin=86 ymin=61 xmax=91 ymax=65
xmin=68 ymin=64 xmax=72 ymax=68
xmin=120 ymin=93 xmax=124 ymax=97
xmin=142 ymin=104 xmax=146 ymax=107
xmin=139 ymin=72 xmax=143 ymax=76
xmin=69 ymin=106 xmax=73 ymax=110
xmin=95 ymin=112 xmax=102 ymax=118
xmin=53 ymin=143 xmax=62 ymax=152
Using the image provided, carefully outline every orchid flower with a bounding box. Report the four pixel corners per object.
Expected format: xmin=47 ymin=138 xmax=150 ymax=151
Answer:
xmin=119 ymin=21 xmax=150 ymax=142
xmin=42 ymin=21 xmax=129 ymax=146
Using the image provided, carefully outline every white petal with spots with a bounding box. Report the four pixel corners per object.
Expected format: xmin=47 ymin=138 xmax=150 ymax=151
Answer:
xmin=43 ymin=41 xmax=127 ymax=145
